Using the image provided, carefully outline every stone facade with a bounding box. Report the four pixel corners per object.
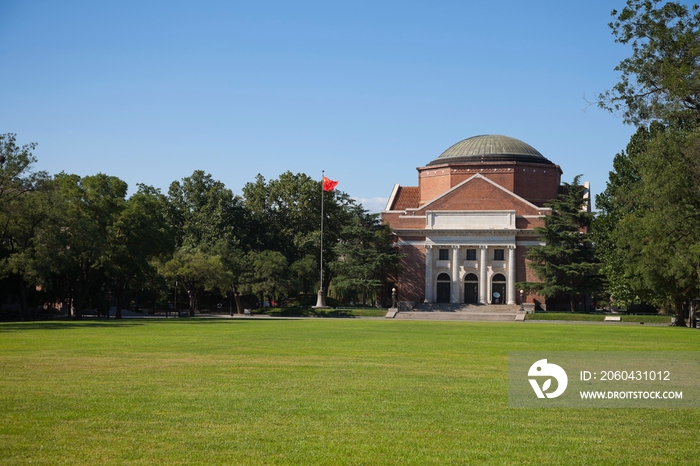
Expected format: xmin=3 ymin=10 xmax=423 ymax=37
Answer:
xmin=382 ymin=135 xmax=565 ymax=307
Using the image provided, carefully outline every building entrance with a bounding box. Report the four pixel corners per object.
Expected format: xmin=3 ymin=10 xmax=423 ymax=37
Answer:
xmin=436 ymin=273 xmax=451 ymax=303
xmin=464 ymin=273 xmax=478 ymax=304
xmin=492 ymin=273 xmax=506 ymax=304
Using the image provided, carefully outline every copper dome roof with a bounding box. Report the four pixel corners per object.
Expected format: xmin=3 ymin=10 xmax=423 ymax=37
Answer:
xmin=428 ymin=134 xmax=554 ymax=165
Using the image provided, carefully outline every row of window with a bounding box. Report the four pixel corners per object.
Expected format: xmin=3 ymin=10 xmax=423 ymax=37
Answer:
xmin=438 ymin=248 xmax=505 ymax=261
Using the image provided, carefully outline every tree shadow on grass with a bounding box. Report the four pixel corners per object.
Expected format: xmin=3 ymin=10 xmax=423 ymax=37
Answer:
xmin=180 ymin=317 xmax=301 ymax=323
xmin=0 ymin=320 xmax=146 ymax=333
xmin=0 ymin=315 xmax=296 ymax=332
xmin=264 ymin=308 xmax=356 ymax=318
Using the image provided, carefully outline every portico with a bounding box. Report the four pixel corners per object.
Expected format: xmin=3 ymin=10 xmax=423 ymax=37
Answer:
xmin=423 ymin=240 xmax=517 ymax=305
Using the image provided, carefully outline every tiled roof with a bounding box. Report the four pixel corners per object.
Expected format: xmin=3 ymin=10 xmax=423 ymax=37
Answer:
xmin=392 ymin=186 xmax=420 ymax=210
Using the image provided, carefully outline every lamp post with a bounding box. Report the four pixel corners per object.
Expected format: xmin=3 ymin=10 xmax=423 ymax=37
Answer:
xmin=175 ymin=281 xmax=180 ymax=318
xmin=519 ymin=289 xmax=525 ymax=312
xmin=391 ymin=287 xmax=397 ymax=309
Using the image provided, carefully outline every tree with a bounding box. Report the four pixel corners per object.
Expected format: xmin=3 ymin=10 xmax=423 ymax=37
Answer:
xmin=167 ymin=170 xmax=249 ymax=250
xmin=519 ymin=176 xmax=602 ymax=312
xmin=242 ymin=172 xmax=324 ymax=262
xmin=242 ymin=171 xmax=359 ymax=292
xmin=0 ymin=134 xmax=50 ymax=319
xmin=596 ymin=0 xmax=700 ymax=326
xmin=104 ymin=185 xmax=175 ymax=318
xmin=210 ymin=240 xmax=247 ymax=314
xmin=1 ymin=181 xmax=56 ymax=319
xmin=0 ymin=133 xmax=46 ymax=204
xmin=330 ymin=211 xmax=402 ymax=306
xmin=598 ymin=0 xmax=700 ymax=125
xmin=289 ymin=255 xmax=318 ymax=295
xmin=595 ymin=123 xmax=700 ymax=325
xmin=33 ymin=173 xmax=129 ymax=318
xmin=593 ymin=124 xmax=658 ymax=306
xmin=159 ymin=249 xmax=231 ymax=316
xmin=238 ymin=250 xmax=289 ymax=306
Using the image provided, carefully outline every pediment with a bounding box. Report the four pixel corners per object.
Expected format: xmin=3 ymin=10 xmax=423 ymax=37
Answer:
xmin=412 ymin=174 xmax=545 ymax=216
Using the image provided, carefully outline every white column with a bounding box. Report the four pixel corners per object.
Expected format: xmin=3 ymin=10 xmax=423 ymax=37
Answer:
xmin=451 ymin=245 xmax=460 ymax=303
xmin=479 ymin=245 xmax=488 ymax=304
xmin=425 ymin=245 xmax=434 ymax=303
xmin=507 ymin=245 xmax=516 ymax=305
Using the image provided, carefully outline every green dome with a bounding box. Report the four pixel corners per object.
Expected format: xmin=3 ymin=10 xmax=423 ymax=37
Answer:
xmin=428 ymin=134 xmax=553 ymax=165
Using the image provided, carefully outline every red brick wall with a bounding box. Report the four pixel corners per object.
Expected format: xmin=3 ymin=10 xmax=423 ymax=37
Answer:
xmin=394 ymin=216 xmax=425 ymax=229
xmin=516 ymin=216 xmax=546 ymax=229
xmin=516 ymin=244 xmax=547 ymax=308
xmin=512 ymin=166 xmax=561 ymax=205
xmin=417 ymin=161 xmax=561 ymax=206
xmin=418 ymin=171 xmax=451 ymax=204
xmin=396 ymin=243 xmax=425 ymax=303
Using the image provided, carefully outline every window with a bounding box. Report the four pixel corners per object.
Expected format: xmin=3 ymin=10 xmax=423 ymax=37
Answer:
xmin=494 ymin=249 xmax=505 ymax=261
xmin=466 ymin=248 xmax=476 ymax=261
xmin=439 ymin=248 xmax=449 ymax=260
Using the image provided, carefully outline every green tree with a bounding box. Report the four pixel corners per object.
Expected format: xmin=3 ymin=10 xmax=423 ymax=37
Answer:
xmin=0 ymin=134 xmax=50 ymax=319
xmin=165 ymin=171 xmax=253 ymax=314
xmin=519 ymin=176 xmax=602 ymax=312
xmin=593 ymin=124 xmax=658 ymax=306
xmin=210 ymin=240 xmax=247 ymax=314
xmin=596 ymin=0 xmax=700 ymax=325
xmin=159 ymin=249 xmax=231 ymax=316
xmin=242 ymin=172 xmax=323 ymax=261
xmin=242 ymin=171 xmax=358 ymax=291
xmin=34 ymin=173 xmax=130 ymax=318
xmin=105 ymin=185 xmax=176 ymax=318
xmin=599 ymin=0 xmax=700 ymax=125
xmin=289 ymin=255 xmax=318 ymax=295
xmin=0 ymin=133 xmax=46 ymax=204
xmin=239 ymin=250 xmax=289 ymax=307
xmin=596 ymin=123 xmax=700 ymax=325
xmin=167 ymin=170 xmax=249 ymax=250
xmin=330 ymin=211 xmax=402 ymax=306
xmin=2 ymin=182 xmax=58 ymax=319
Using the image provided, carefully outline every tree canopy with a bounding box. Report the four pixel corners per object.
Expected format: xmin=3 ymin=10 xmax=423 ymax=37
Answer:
xmin=599 ymin=0 xmax=700 ymax=125
xmin=0 ymin=147 xmax=399 ymax=319
xmin=595 ymin=122 xmax=700 ymax=324
xmin=596 ymin=0 xmax=700 ymax=325
xmin=519 ymin=176 xmax=602 ymax=312
xmin=331 ymin=211 xmax=402 ymax=306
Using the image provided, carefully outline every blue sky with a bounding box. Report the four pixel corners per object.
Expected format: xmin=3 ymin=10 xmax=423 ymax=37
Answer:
xmin=1 ymin=1 xmax=653 ymax=211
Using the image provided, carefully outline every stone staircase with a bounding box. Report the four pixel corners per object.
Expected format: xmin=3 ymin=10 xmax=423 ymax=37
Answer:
xmin=392 ymin=302 xmax=522 ymax=322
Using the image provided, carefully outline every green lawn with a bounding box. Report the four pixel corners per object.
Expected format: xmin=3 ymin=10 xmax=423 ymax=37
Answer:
xmin=257 ymin=307 xmax=388 ymax=317
xmin=526 ymin=312 xmax=673 ymax=323
xmin=1 ymin=319 xmax=698 ymax=465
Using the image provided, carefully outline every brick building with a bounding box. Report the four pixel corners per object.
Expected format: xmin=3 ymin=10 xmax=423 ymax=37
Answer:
xmin=382 ymin=134 xmax=571 ymax=308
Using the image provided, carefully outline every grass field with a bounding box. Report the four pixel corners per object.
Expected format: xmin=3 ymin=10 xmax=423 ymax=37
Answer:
xmin=525 ymin=312 xmax=673 ymax=323
xmin=1 ymin=318 xmax=698 ymax=465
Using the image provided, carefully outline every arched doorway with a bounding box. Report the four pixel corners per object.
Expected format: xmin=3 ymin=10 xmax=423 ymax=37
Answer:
xmin=464 ymin=273 xmax=478 ymax=304
xmin=492 ymin=273 xmax=506 ymax=304
xmin=436 ymin=273 xmax=451 ymax=303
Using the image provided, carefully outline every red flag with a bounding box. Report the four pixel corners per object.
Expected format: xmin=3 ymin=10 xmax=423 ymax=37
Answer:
xmin=323 ymin=176 xmax=338 ymax=192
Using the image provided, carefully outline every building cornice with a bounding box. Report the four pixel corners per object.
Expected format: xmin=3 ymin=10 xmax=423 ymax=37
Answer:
xmin=391 ymin=228 xmax=541 ymax=237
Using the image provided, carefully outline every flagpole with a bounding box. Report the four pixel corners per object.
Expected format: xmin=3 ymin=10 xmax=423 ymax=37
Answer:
xmin=320 ymin=169 xmax=324 ymax=291
xmin=314 ymin=170 xmax=329 ymax=308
